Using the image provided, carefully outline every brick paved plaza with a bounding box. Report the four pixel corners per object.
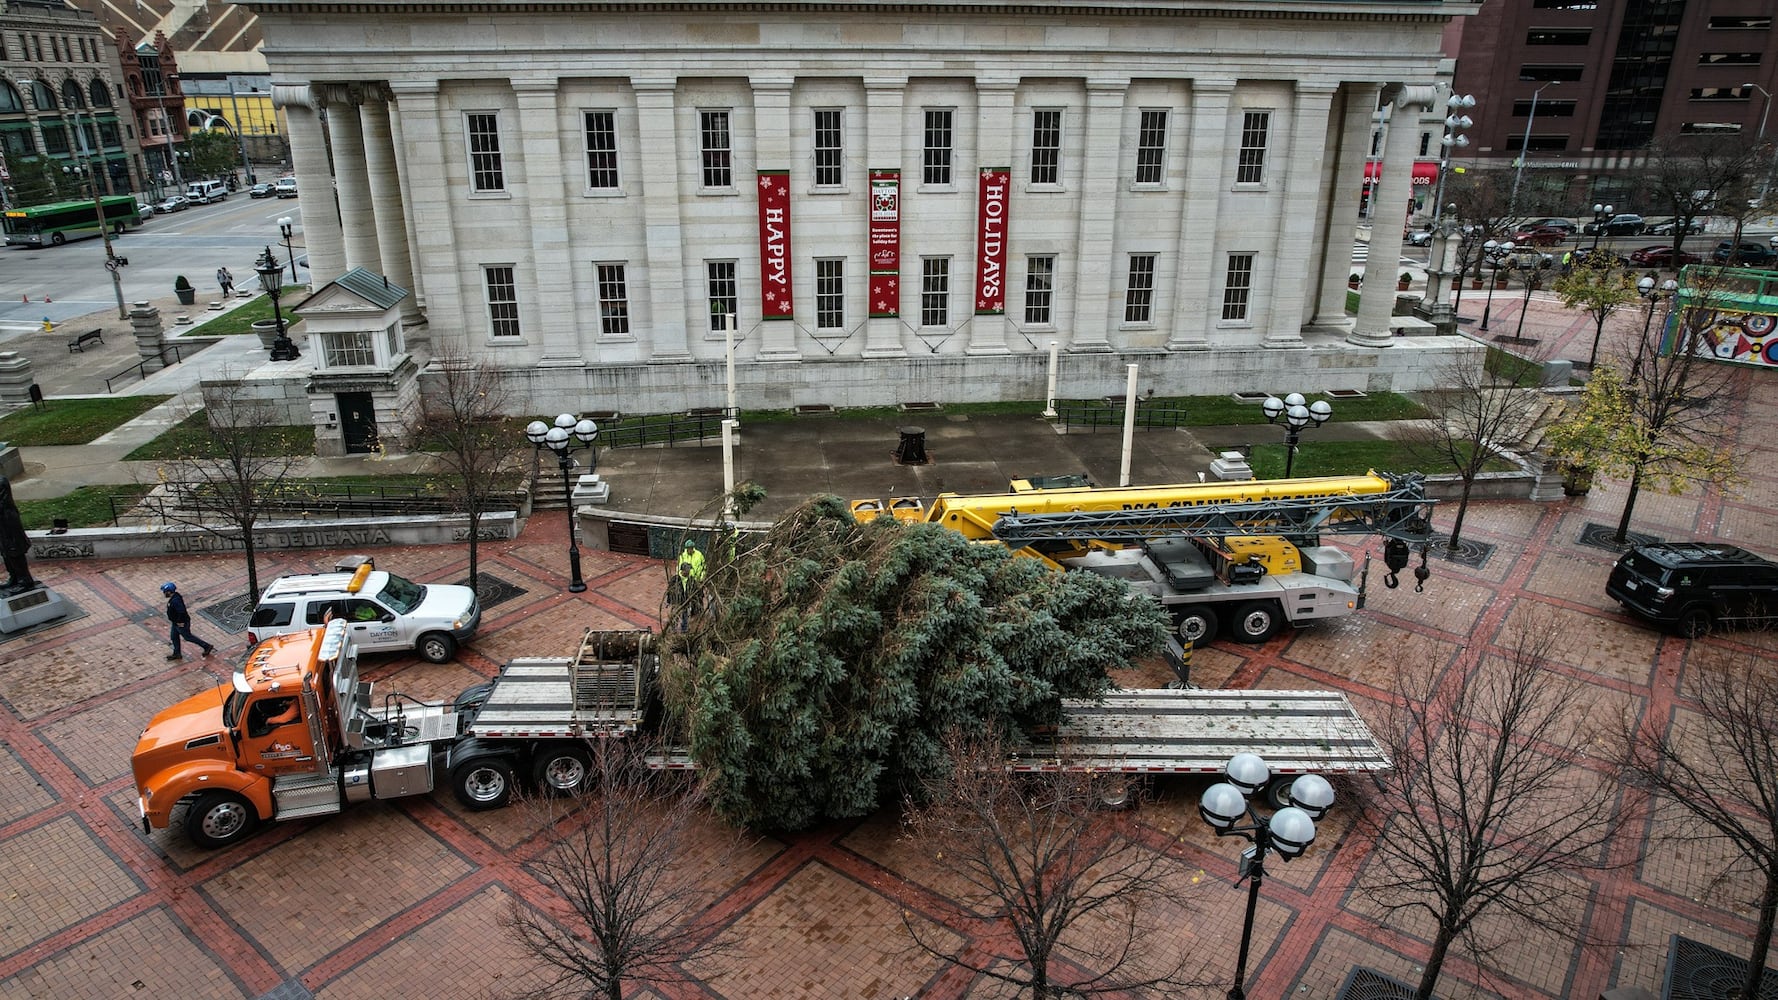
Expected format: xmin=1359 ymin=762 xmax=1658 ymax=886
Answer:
xmin=1 ymin=288 xmax=1773 ymax=999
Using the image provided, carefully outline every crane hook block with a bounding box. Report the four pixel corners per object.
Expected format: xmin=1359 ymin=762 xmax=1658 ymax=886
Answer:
xmin=1383 ymin=538 xmax=1410 ymax=591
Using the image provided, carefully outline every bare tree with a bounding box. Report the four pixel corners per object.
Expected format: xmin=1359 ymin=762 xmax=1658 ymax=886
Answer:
xmin=1407 ymin=350 xmax=1551 ymax=550
xmin=1639 ymin=132 xmax=1765 ymax=257
xmin=1355 ymin=617 xmax=1628 ymax=1000
xmin=409 ymin=352 xmax=522 ymax=590
xmin=1544 ymin=270 xmax=1743 ymax=544
xmin=900 ymin=730 xmax=1203 ymax=999
xmin=1621 ymin=648 xmax=1778 ymax=999
xmin=161 ymin=378 xmax=307 ymax=603
xmin=506 ymin=739 xmax=738 ymax=1000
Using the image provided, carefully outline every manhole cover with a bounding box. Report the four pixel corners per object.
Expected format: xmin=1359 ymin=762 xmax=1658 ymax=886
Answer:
xmin=255 ymin=978 xmax=316 ymax=1000
xmin=1579 ymin=521 xmax=1659 ymax=553
xmin=1429 ymin=535 xmax=1494 ymax=569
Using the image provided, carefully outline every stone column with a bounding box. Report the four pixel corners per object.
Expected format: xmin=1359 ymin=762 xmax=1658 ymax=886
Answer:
xmin=862 ymin=76 xmax=907 ymax=359
xmin=1308 ymin=84 xmax=1379 ymax=333
xmin=1351 ymin=84 xmax=1437 ymax=347
xmin=634 ymin=79 xmax=691 ymax=363
xmin=130 ymin=301 xmax=165 ymax=369
xmin=1167 ymin=78 xmax=1234 ymax=351
xmin=386 ymin=99 xmax=427 ymax=315
xmin=1067 ymin=77 xmax=1128 ymax=353
xmin=967 ymin=78 xmax=1017 ymax=356
xmin=388 ymin=82 xmax=467 ymax=353
xmin=512 ymin=78 xmax=582 ymax=365
xmin=751 ymin=76 xmax=800 ymax=363
xmin=1264 ymin=82 xmax=1337 ymax=349
xmin=0 ymin=352 xmax=34 ymax=404
xmin=360 ymin=92 xmax=423 ymax=328
xmin=326 ymin=87 xmax=380 ymax=275
xmin=273 ymin=83 xmax=347 ymax=287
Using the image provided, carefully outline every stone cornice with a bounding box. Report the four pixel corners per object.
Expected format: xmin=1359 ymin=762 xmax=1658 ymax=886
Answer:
xmin=244 ymin=1 xmax=1472 ymax=21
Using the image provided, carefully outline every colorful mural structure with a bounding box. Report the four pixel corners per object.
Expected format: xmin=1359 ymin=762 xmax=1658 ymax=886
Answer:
xmin=1670 ymin=265 xmax=1778 ymax=368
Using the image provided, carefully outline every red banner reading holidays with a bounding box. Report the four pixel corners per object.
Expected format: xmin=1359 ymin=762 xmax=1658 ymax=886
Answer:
xmin=757 ymin=170 xmax=793 ymax=320
xmin=975 ymin=166 xmax=1010 ymax=315
xmin=869 ymin=169 xmax=900 ymax=318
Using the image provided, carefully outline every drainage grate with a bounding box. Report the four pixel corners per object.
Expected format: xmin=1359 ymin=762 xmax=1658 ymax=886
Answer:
xmin=198 ymin=593 xmax=258 ymax=635
xmin=466 ymin=572 xmax=526 ymax=611
xmin=1325 ymin=388 xmax=1370 ymax=399
xmin=1578 ymin=522 xmax=1659 ymax=553
xmin=794 ymin=403 xmax=835 ymax=415
xmin=1661 ymin=935 xmax=1778 ymax=1000
xmin=1334 ymin=966 xmax=1424 ymax=1000
xmin=1429 ymin=535 xmax=1495 ymax=569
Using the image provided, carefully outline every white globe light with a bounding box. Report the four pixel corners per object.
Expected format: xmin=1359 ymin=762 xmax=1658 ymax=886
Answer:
xmin=1226 ymin=752 xmax=1270 ymax=794
xmin=1268 ymin=806 xmax=1318 ymax=859
xmin=1288 ymin=774 xmax=1336 ymax=819
xmin=1199 ymin=781 xmax=1248 ymax=830
xmin=525 ymin=420 xmax=549 ymax=444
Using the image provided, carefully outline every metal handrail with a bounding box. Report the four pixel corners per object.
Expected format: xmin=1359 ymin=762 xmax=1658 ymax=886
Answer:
xmin=103 ymin=343 xmax=193 ymax=393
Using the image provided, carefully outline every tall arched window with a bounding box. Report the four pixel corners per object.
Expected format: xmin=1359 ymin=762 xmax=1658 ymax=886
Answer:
xmin=0 ymin=82 xmax=24 ymax=114
xmin=88 ymin=78 xmax=110 ymax=107
xmin=28 ymin=80 xmax=56 ymax=111
xmin=60 ymin=79 xmax=84 ymax=109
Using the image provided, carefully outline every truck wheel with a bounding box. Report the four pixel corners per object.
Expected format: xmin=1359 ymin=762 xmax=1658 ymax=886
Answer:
xmin=1231 ymin=601 xmax=1283 ymax=644
xmin=1174 ymin=607 xmax=1218 ymax=646
xmin=1676 ymin=607 xmax=1714 ymax=638
xmin=452 ymin=757 xmax=514 ymax=810
xmin=184 ymin=790 xmax=257 ymax=848
xmin=50 ymin=231 xmax=65 ymax=245
xmin=417 ymin=631 xmax=457 ymax=663
xmin=533 ymin=746 xmax=593 ymax=796
xmin=1265 ymin=776 xmax=1297 ymax=810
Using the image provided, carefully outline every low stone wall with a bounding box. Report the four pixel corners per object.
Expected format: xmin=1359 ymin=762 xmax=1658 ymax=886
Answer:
xmin=578 ymin=507 xmax=772 ymax=559
xmin=28 ymin=511 xmax=517 ymax=561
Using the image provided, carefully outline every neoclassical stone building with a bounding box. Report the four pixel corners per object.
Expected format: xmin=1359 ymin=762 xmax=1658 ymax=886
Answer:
xmin=251 ymin=0 xmax=1480 ymax=429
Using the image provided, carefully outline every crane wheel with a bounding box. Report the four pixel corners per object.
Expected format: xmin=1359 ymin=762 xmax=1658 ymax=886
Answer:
xmin=1230 ymin=601 xmax=1283 ymax=644
xmin=1174 ymin=607 xmax=1218 ymax=645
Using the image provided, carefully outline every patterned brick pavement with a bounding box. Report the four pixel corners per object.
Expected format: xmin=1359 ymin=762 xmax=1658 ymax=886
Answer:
xmin=2 ymin=295 xmax=1774 ymax=998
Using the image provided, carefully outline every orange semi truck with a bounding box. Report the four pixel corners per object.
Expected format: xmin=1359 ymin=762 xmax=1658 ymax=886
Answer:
xmin=131 ymin=620 xmax=656 ymax=848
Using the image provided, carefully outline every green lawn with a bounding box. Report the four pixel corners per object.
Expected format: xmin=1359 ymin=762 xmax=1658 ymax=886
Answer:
xmin=178 ymin=287 xmax=306 ymax=337
xmin=0 ymin=395 xmax=172 ymax=446
xmin=123 ymin=410 xmax=317 ymax=460
xmin=18 ymin=484 xmax=154 ymax=529
xmin=1246 ymin=440 xmax=1518 ymax=480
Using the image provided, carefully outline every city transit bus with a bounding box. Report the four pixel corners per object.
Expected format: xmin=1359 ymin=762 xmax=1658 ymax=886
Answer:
xmin=3 ymin=195 xmax=141 ymax=246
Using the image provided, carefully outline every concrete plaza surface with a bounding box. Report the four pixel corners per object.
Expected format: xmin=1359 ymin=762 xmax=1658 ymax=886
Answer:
xmin=0 ymin=286 xmax=1774 ymax=998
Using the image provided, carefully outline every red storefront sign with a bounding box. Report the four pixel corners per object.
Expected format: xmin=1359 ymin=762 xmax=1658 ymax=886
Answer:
xmin=757 ymin=170 xmax=793 ymax=320
xmin=975 ymin=166 xmax=1010 ymax=315
xmin=869 ymin=169 xmax=900 ymax=318
xmin=1362 ymin=160 xmax=1441 ymax=186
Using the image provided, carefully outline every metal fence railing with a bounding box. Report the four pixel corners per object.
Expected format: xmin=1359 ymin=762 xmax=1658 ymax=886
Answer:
xmin=1053 ymin=398 xmax=1189 ymax=433
xmin=112 ymin=483 xmax=523 ymax=527
xmin=105 ymin=343 xmax=196 ymax=393
xmin=599 ymin=408 xmax=736 ymax=450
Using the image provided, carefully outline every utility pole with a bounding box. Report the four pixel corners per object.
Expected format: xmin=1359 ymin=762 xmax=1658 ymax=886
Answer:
xmin=73 ymin=111 xmax=128 ymax=319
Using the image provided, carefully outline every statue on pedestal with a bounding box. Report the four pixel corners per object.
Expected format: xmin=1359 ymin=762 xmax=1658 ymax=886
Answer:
xmin=0 ymin=476 xmax=37 ymax=595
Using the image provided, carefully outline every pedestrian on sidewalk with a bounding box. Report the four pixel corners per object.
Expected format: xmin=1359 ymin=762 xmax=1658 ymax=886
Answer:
xmin=161 ymin=582 xmax=214 ymax=660
xmin=217 ymin=266 xmax=234 ymax=298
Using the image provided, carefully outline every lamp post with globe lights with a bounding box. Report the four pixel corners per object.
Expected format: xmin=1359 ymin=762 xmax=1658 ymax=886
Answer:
xmin=1589 ymin=202 xmax=1615 ymax=253
xmin=526 ymin=414 xmax=600 ymax=593
xmin=1199 ymin=753 xmax=1335 ymax=1000
xmin=1478 ymin=240 xmax=1516 ymax=332
xmin=253 ymin=247 xmax=302 ymax=362
xmin=1261 ymin=393 xmax=1332 ymax=479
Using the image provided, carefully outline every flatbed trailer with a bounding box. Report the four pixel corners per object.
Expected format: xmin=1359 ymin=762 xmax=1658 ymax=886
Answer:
xmin=1013 ymin=687 xmax=1391 ymax=804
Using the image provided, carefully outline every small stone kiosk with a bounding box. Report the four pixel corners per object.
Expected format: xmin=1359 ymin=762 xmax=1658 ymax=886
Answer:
xmin=295 ymin=268 xmax=420 ymax=457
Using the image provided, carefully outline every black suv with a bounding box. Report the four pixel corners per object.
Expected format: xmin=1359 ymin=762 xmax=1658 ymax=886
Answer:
xmin=1607 ymin=542 xmax=1778 ymax=636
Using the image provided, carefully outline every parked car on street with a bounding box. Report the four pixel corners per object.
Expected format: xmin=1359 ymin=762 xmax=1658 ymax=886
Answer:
xmin=1713 ymin=240 xmax=1778 ymax=266
xmin=1608 ymin=542 xmax=1778 ymax=636
xmin=249 ymin=182 xmax=277 ymax=199
xmin=155 ymin=195 xmax=190 ymax=213
xmin=1512 ymin=225 xmax=1570 ymax=247
xmin=1583 ymin=213 xmax=1646 ymax=237
xmin=1644 ymin=217 xmax=1703 ymax=237
xmin=1627 ymin=245 xmax=1702 ymax=268
xmin=1404 ymin=228 xmax=1435 ymax=247
xmin=1523 ymin=217 xmax=1577 ymax=235
xmin=135 ymin=201 xmax=156 ymax=218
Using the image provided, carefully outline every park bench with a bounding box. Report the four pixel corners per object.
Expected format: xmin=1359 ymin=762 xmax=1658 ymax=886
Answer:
xmin=66 ymin=329 xmax=103 ymax=353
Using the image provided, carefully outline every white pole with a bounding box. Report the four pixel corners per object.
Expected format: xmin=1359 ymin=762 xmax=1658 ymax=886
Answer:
xmin=721 ymin=418 xmax=738 ymax=518
xmin=725 ymin=313 xmax=738 ymax=425
xmin=1043 ymin=340 xmax=1060 ymax=419
xmin=1119 ymin=364 xmax=1138 ymax=487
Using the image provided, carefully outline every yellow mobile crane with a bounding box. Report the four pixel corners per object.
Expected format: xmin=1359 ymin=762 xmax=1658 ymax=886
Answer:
xmin=853 ymin=471 xmax=1434 ymax=644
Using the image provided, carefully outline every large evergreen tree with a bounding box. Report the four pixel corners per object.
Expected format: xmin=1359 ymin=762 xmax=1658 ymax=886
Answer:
xmin=667 ymin=495 xmax=1168 ymax=830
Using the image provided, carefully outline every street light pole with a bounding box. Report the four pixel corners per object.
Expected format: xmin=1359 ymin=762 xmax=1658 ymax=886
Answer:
xmin=1589 ymin=203 xmax=1615 ymax=253
xmin=278 ymin=217 xmax=298 ymax=285
xmin=1509 ymin=81 xmax=1558 ymax=217
xmin=1261 ymin=392 xmax=1332 ymax=479
xmin=526 ymin=414 xmax=600 ymax=593
xmin=254 ymin=246 xmax=302 ymax=361
xmin=1479 ymin=239 xmax=1515 ymax=331
xmin=68 ymin=112 xmax=128 ymax=319
xmin=1199 ymin=754 xmax=1335 ymax=1000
